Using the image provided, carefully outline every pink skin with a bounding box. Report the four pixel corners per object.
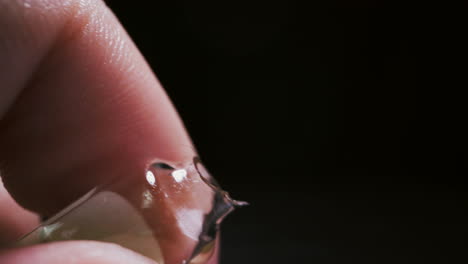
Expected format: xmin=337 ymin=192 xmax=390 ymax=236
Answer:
xmin=0 ymin=242 xmax=218 ymax=264
xmin=0 ymin=0 xmax=218 ymax=263
xmin=0 ymin=183 xmax=39 ymax=245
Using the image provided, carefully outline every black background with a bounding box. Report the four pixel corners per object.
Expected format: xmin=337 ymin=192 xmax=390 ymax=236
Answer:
xmin=107 ymin=2 xmax=466 ymax=263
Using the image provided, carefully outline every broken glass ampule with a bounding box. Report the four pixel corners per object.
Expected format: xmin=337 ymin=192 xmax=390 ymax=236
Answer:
xmin=15 ymin=157 xmax=246 ymax=264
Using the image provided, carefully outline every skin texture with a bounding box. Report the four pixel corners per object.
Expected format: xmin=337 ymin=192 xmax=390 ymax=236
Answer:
xmin=0 ymin=0 xmax=218 ymax=263
xmin=0 ymin=182 xmax=38 ymax=245
xmin=0 ymin=241 xmax=158 ymax=264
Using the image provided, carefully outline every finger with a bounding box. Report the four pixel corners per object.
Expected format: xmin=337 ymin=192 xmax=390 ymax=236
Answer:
xmin=0 ymin=0 xmax=193 ymax=215
xmin=0 ymin=241 xmax=157 ymax=264
xmin=0 ymin=178 xmax=38 ymax=245
xmin=0 ymin=0 xmax=206 ymax=262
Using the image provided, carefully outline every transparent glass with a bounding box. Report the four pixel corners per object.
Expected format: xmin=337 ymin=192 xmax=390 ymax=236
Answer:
xmin=15 ymin=157 xmax=246 ymax=264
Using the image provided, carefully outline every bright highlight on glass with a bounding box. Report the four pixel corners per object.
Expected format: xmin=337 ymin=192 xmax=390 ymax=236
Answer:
xmin=15 ymin=157 xmax=246 ymax=264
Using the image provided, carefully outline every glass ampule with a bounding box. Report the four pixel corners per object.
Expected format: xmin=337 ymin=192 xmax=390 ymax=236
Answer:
xmin=15 ymin=156 xmax=246 ymax=264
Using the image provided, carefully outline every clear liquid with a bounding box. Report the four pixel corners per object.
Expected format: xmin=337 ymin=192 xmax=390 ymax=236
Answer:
xmin=16 ymin=157 xmax=246 ymax=264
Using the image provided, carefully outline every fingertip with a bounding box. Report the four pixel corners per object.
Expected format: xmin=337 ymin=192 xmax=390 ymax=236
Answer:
xmin=0 ymin=241 xmax=158 ymax=264
xmin=0 ymin=0 xmax=194 ymax=215
xmin=0 ymin=179 xmax=39 ymax=245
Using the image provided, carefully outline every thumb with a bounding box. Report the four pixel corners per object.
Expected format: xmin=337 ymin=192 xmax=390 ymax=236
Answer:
xmin=0 ymin=241 xmax=158 ymax=264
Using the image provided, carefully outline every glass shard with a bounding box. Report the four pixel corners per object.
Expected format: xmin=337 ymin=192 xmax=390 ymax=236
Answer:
xmin=16 ymin=157 xmax=246 ymax=264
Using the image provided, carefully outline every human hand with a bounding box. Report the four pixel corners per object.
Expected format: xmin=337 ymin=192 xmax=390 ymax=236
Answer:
xmin=0 ymin=0 xmax=217 ymax=263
